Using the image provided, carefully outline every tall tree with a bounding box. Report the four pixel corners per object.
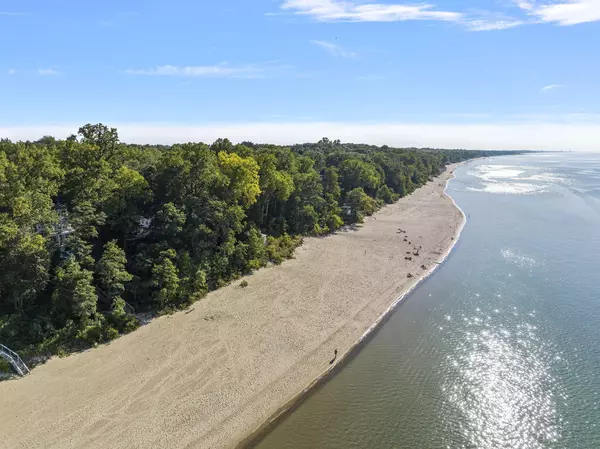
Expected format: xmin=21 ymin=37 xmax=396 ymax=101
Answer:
xmin=104 ymin=166 xmax=151 ymax=239
xmin=53 ymin=258 xmax=98 ymax=326
xmin=96 ymin=240 xmax=133 ymax=304
xmin=151 ymin=249 xmax=180 ymax=308
xmin=77 ymin=123 xmax=120 ymax=161
xmin=217 ymin=151 xmax=261 ymax=207
xmin=339 ymin=159 xmax=383 ymax=195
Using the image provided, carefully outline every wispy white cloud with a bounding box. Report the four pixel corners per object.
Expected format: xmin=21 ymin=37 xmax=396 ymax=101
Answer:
xmin=516 ymin=1 xmax=535 ymax=11
xmin=516 ymin=0 xmax=600 ymax=25
xmin=282 ymin=0 xmax=525 ymax=31
xmin=541 ymin=84 xmax=564 ymax=92
xmin=311 ymin=40 xmax=358 ymax=58
xmin=38 ymin=68 xmax=61 ymax=76
xmin=282 ymin=0 xmax=462 ymax=22
xmin=125 ymin=63 xmax=289 ymax=79
xmin=4 ymin=117 xmax=600 ymax=151
xmin=281 ymin=0 xmax=600 ymax=29
xmin=7 ymin=69 xmax=17 ymax=75
xmin=0 ymin=11 xmax=25 ymax=16
xmin=465 ymin=17 xmax=524 ymax=31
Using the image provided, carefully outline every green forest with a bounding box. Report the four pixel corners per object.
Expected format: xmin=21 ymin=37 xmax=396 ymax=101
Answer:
xmin=0 ymin=124 xmax=520 ymax=363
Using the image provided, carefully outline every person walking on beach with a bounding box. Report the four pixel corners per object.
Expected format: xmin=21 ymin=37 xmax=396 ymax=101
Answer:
xmin=330 ymin=349 xmax=338 ymax=365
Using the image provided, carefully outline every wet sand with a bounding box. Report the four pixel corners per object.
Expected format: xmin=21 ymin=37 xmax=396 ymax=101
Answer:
xmin=0 ymin=165 xmax=463 ymax=449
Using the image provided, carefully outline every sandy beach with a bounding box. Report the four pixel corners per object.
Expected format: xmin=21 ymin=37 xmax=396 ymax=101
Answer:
xmin=0 ymin=165 xmax=464 ymax=449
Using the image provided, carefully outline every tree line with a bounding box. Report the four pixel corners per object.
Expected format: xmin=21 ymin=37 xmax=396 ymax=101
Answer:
xmin=0 ymin=124 xmax=521 ymax=362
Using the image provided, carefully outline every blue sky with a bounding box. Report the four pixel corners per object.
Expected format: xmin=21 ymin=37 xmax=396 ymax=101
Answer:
xmin=1 ymin=0 xmax=600 ymax=150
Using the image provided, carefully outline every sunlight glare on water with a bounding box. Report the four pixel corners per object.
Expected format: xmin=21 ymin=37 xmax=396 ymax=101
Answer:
xmin=443 ymin=306 xmax=564 ymax=449
xmin=254 ymin=153 xmax=600 ymax=449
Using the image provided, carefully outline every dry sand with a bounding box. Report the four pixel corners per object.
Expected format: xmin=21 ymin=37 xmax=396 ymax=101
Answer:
xmin=0 ymin=166 xmax=464 ymax=449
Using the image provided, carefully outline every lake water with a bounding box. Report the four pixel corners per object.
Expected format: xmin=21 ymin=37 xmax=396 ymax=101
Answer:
xmin=253 ymin=153 xmax=600 ymax=449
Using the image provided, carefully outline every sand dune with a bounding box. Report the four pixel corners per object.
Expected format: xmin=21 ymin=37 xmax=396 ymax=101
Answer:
xmin=0 ymin=166 xmax=463 ymax=449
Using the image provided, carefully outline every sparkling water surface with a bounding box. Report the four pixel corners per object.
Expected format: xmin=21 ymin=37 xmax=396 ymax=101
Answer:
xmin=253 ymin=153 xmax=600 ymax=449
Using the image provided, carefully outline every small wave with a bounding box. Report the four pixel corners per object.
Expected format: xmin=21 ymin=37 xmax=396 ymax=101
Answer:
xmin=577 ymin=169 xmax=600 ymax=176
xmin=520 ymin=173 xmax=571 ymax=185
xmin=501 ymin=249 xmax=537 ymax=268
xmin=468 ymin=165 xmax=526 ymax=181
xmin=467 ymin=182 xmax=547 ymax=195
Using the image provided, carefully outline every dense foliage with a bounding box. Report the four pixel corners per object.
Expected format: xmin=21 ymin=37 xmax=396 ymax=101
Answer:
xmin=0 ymin=125 xmax=521 ymax=360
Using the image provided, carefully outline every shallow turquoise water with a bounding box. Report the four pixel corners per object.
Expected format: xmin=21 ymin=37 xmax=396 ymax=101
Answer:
xmin=254 ymin=153 xmax=600 ymax=449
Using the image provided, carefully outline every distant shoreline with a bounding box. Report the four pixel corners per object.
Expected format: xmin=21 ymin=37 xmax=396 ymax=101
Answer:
xmin=0 ymin=164 xmax=465 ymax=449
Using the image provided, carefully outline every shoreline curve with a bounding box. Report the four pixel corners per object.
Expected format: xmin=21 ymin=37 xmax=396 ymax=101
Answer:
xmin=237 ymin=165 xmax=468 ymax=449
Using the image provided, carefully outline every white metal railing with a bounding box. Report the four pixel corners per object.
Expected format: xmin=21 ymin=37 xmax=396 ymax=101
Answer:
xmin=0 ymin=344 xmax=30 ymax=376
